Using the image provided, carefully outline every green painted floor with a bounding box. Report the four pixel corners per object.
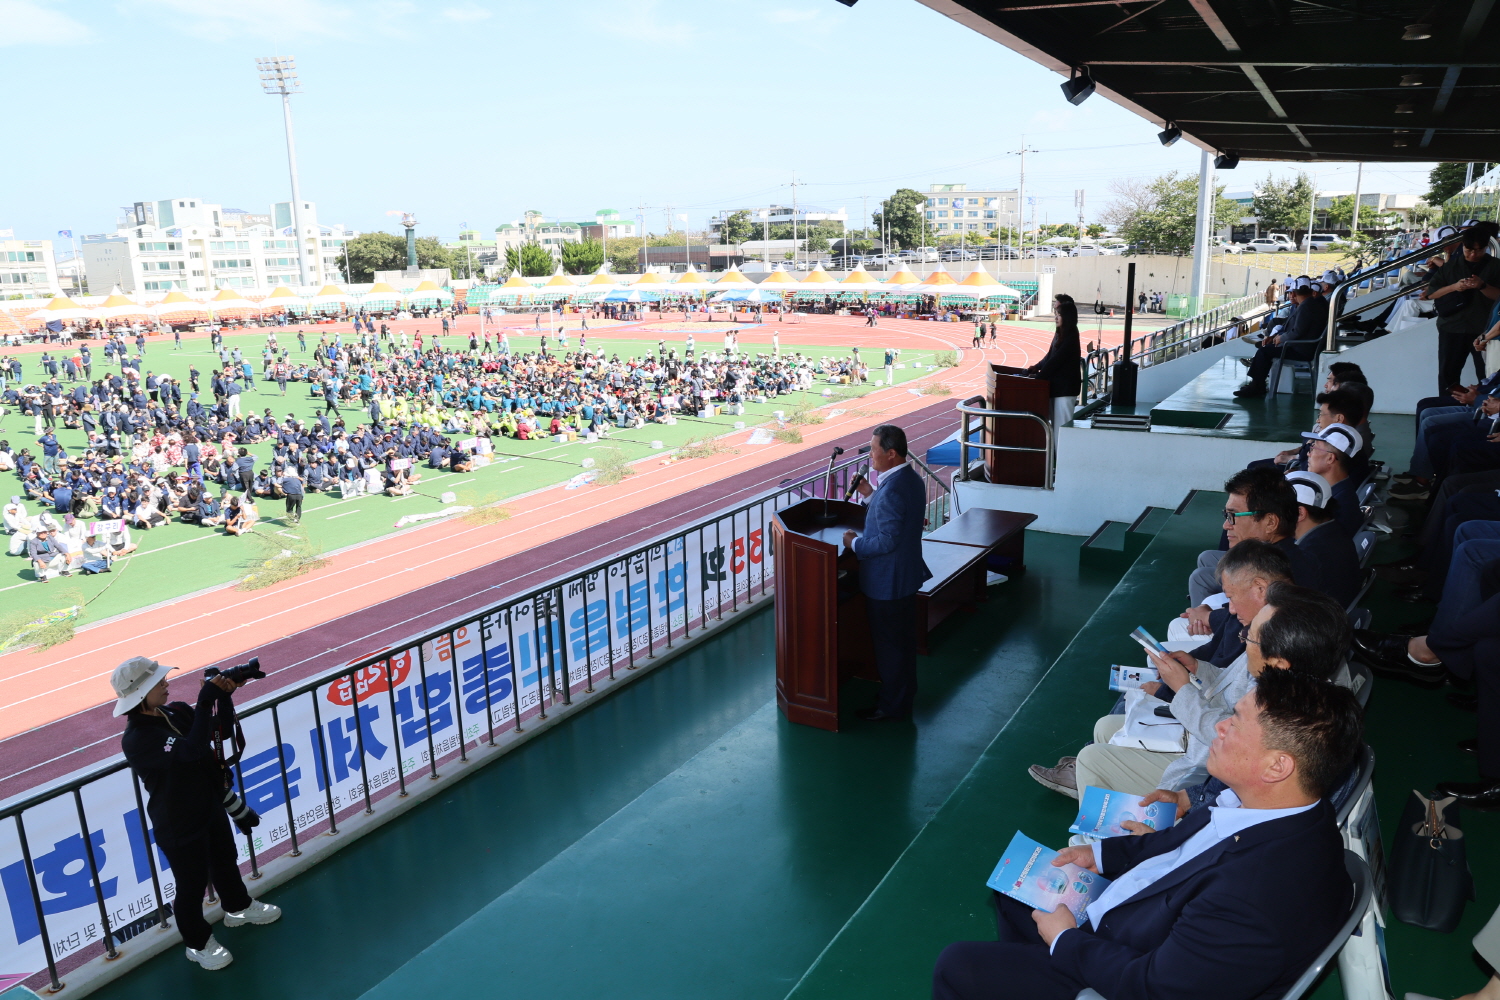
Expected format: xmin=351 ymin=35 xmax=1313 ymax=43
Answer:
xmin=790 ymin=411 xmax=1500 ymax=1000
xmin=89 ymin=530 xmax=1124 ymax=1000
xmin=1142 ymin=355 xmax=1316 ymax=441
xmin=2 ymin=331 xmax=949 ymax=627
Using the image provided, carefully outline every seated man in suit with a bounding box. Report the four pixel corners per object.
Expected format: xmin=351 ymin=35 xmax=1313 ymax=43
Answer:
xmin=1235 ymin=283 xmax=1329 ymax=397
xmin=1286 ymin=470 xmax=1362 ymax=609
xmin=936 ymin=669 xmax=1362 ymax=1000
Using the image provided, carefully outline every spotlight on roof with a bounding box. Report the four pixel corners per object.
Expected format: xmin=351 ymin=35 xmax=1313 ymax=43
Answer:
xmin=1399 ymin=74 xmax=1423 ymax=86
xmin=1395 ymin=102 xmax=1415 ymax=113
xmin=1401 ymin=22 xmax=1432 ymax=39
xmin=1158 ymin=124 xmax=1183 ymax=147
xmin=1393 ymin=131 xmax=1412 ymax=147
xmin=1060 ymin=67 xmax=1095 ymax=106
xmin=1214 ymin=151 xmax=1240 ymax=170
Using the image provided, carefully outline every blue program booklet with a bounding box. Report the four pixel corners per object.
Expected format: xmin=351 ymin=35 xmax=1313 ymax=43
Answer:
xmin=1069 ymin=785 xmax=1176 ymax=838
xmin=1109 ymin=663 xmax=1159 ymax=692
xmin=987 ymin=831 xmax=1111 ymax=921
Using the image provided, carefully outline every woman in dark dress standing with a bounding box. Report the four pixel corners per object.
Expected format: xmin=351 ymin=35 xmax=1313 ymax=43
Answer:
xmin=1028 ymin=292 xmax=1082 ymax=426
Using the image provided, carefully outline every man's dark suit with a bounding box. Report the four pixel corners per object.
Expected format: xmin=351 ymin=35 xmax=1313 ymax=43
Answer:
xmin=853 ymin=463 xmax=932 ymax=717
xmin=933 ymin=800 xmax=1350 ymax=1000
xmin=1295 ymin=520 xmax=1362 ymax=609
xmin=1247 ymin=294 xmax=1329 ymax=385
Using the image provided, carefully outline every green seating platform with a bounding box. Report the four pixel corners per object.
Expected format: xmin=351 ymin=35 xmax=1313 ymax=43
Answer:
xmin=87 ymin=410 xmax=1500 ymax=1000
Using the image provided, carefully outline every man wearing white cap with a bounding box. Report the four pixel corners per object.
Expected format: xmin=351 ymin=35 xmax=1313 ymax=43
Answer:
xmin=1286 ymin=470 xmax=1361 ymax=609
xmin=114 ymin=657 xmax=282 ymax=971
xmin=1302 ymin=422 xmax=1364 ymax=537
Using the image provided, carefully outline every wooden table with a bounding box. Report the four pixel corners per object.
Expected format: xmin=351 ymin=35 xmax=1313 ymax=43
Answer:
xmin=914 ymin=508 xmax=1037 ymax=653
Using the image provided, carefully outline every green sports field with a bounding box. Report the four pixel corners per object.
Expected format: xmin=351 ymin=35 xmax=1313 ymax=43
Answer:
xmin=0 ymin=327 xmax=950 ymax=631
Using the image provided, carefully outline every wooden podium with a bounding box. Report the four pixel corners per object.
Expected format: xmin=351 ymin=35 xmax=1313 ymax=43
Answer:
xmin=771 ymin=498 xmax=871 ymax=732
xmin=985 ymin=364 xmax=1051 ymax=487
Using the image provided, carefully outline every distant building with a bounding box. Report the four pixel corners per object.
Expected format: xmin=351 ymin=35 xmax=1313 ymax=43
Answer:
xmin=494 ymin=211 xmax=583 ymax=260
xmin=448 ymin=229 xmax=499 ymax=273
xmin=0 ymin=237 xmax=60 ymax=299
xmin=924 ymin=184 xmax=1019 ymax=234
xmin=579 ymin=210 xmax=637 ymax=241
xmin=81 ymin=196 xmax=356 ymax=294
xmin=1315 ymin=191 xmax=1425 ymax=227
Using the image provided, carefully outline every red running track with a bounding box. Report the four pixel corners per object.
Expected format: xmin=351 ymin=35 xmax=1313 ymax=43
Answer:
xmin=0 ymin=398 xmax=963 ymax=802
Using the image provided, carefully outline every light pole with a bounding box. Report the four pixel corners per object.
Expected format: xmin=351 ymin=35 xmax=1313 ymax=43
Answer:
xmin=759 ymin=210 xmax=769 ymax=268
xmin=256 ymin=56 xmax=314 ymax=289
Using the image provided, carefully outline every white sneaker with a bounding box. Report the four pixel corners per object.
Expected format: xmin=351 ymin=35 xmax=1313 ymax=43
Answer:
xmin=186 ymin=935 xmax=233 ymax=970
xmin=223 ymin=899 xmax=281 ymax=927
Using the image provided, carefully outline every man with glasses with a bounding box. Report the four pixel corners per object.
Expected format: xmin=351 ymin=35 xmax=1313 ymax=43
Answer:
xmin=1172 ymin=467 xmax=1306 ymax=641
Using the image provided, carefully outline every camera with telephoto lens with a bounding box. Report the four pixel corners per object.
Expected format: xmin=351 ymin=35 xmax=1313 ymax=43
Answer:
xmin=204 ymin=656 xmax=265 ymax=685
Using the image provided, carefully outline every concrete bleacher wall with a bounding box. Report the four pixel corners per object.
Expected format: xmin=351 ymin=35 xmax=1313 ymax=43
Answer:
xmin=954 ymin=425 xmax=1284 ymax=534
xmin=1320 ymin=321 xmax=1437 ymax=414
xmin=1132 ymin=335 xmax=1258 ymax=404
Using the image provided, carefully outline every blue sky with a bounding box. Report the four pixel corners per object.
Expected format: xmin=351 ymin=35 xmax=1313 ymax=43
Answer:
xmin=1 ymin=0 xmax=1438 ymax=241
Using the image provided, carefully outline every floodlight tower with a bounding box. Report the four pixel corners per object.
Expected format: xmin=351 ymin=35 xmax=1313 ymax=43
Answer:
xmin=257 ymin=56 xmax=315 ymax=288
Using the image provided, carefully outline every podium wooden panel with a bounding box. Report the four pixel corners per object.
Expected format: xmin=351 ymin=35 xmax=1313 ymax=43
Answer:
xmin=985 ymin=364 xmax=1051 ymax=487
xmin=772 ymin=498 xmax=869 ymax=732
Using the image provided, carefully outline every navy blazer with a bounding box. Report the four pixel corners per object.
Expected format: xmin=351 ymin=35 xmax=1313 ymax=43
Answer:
xmin=1051 ymin=799 xmax=1349 ymax=1000
xmin=853 ymin=463 xmax=932 ymax=600
xmin=1295 ymin=520 xmax=1362 ymax=609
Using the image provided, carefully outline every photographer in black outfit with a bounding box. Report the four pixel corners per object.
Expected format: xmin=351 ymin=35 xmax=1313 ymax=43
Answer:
xmin=113 ymin=655 xmax=283 ymax=971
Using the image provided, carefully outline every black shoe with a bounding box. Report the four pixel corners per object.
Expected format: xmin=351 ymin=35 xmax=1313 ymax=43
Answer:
xmin=1433 ymin=778 xmax=1500 ymax=810
xmin=1233 ymin=381 xmax=1268 ymax=398
xmin=1351 ymin=630 xmax=1447 ymax=686
xmin=1392 ymin=584 xmax=1436 ymax=604
xmin=1388 ymin=481 xmax=1431 ymax=501
xmin=1448 ymin=691 xmax=1479 ymax=712
xmin=1459 ymin=737 xmax=1477 ymax=754
xmin=1373 ymin=561 xmax=1425 ymax=584
xmin=856 ymin=707 xmax=901 ymax=722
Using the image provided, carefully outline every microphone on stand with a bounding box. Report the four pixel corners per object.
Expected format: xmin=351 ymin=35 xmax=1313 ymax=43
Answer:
xmin=815 ymin=446 xmax=845 ymax=525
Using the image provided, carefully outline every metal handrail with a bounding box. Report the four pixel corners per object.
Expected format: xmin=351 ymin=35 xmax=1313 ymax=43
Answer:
xmin=0 ymin=446 xmax=889 ymax=993
xmin=1080 ymin=293 xmax=1263 ymax=405
xmin=954 ymin=395 xmax=1055 ymax=490
xmin=1323 ymin=230 xmax=1471 ymax=352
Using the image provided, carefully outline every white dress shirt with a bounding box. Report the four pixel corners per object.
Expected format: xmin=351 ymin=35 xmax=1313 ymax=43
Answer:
xmin=1049 ymin=789 xmax=1317 ymax=952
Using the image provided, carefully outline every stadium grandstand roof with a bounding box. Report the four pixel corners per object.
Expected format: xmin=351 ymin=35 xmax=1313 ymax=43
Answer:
xmin=916 ymin=0 xmax=1500 ymax=161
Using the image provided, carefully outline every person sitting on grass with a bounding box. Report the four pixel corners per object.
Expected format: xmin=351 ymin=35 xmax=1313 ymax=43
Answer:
xmin=131 ymin=495 xmax=167 ymax=530
xmin=224 ymin=494 xmax=258 ymax=536
xmin=29 ymin=527 xmax=67 ymax=581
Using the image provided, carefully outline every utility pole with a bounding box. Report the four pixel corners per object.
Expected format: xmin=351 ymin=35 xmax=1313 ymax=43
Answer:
xmin=786 ymin=173 xmax=806 ymax=268
xmin=1074 ymin=189 xmax=1086 ymax=246
xmin=1350 ymin=162 xmax=1364 ymax=234
xmin=635 ymin=199 xmax=651 ymax=274
xmin=1012 ymin=136 xmax=1039 ymax=257
xmin=1190 ymin=148 xmax=1215 ymax=311
xmin=257 ymin=55 xmax=314 ymax=288
xmin=759 ymin=209 xmax=769 ymax=267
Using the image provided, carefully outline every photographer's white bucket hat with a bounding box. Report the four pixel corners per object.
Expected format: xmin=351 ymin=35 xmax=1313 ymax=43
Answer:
xmin=111 ymin=656 xmax=172 ymax=717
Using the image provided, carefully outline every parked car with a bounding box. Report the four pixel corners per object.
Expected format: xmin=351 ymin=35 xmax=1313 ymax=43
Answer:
xmin=981 ymin=244 xmax=1022 ymax=260
xmin=939 ymin=248 xmax=978 ymax=261
xmin=1023 ymin=246 xmax=1066 ymax=258
xmin=1302 ymin=233 xmax=1348 ymax=251
xmin=1212 ymin=237 xmax=1245 ymax=254
xmin=1246 ymin=235 xmax=1295 ymax=252
xmin=1069 ymin=244 xmax=1108 ymax=256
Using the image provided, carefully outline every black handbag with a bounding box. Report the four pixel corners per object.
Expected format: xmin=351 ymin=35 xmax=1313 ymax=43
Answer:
xmin=1388 ymin=791 xmax=1474 ymax=933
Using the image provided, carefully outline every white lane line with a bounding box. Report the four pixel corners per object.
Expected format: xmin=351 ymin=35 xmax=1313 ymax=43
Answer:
xmin=326 ymin=510 xmax=360 ymax=519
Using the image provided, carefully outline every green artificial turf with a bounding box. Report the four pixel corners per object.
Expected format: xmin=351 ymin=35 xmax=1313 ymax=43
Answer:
xmin=0 ymin=328 xmax=950 ymax=634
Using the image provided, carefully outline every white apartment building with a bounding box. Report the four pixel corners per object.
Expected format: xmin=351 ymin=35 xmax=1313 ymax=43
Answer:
xmin=0 ymin=237 xmax=60 ymax=299
xmin=924 ymin=184 xmax=1020 ymax=233
xmin=494 ymin=211 xmax=584 ymax=259
xmin=81 ymin=196 xmax=357 ymax=295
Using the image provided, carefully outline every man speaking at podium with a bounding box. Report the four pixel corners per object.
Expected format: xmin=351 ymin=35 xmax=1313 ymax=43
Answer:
xmin=843 ymin=425 xmax=932 ymax=721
